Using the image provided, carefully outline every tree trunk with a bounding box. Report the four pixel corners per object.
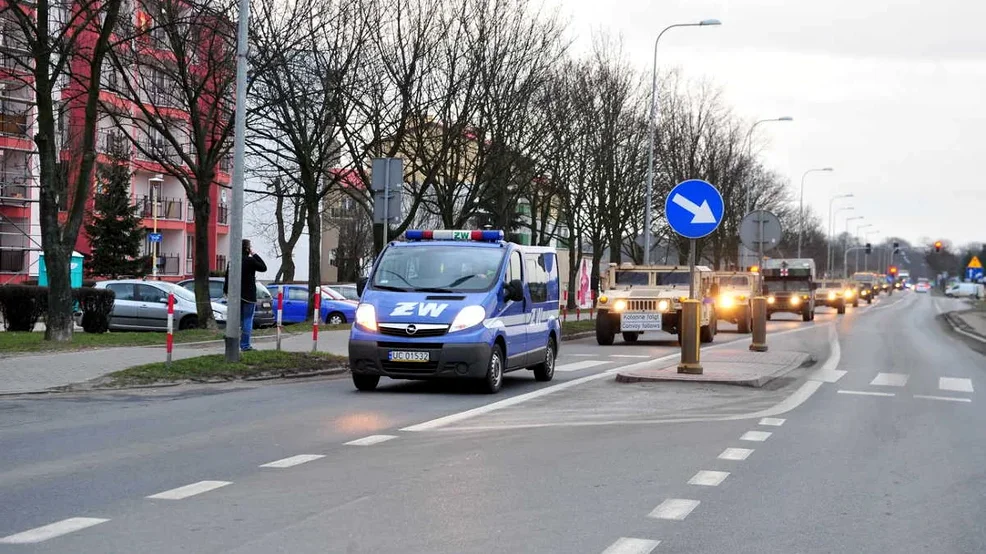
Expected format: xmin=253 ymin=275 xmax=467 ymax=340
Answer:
xmin=192 ymin=196 xmax=215 ymax=329
xmin=566 ymin=235 xmax=579 ymax=310
xmin=278 ymin=252 xmax=296 ymax=283
xmin=306 ymin=197 xmax=321 ymax=321
xmin=36 ymin=99 xmax=73 ymax=341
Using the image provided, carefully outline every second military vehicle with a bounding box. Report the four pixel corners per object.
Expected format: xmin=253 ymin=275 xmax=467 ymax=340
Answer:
xmin=762 ymin=259 xmax=817 ymax=321
xmin=714 ymin=271 xmax=760 ymax=333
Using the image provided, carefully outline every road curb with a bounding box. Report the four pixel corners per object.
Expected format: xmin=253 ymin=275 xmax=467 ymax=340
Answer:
xmin=561 ymin=331 xmax=595 ymax=342
xmin=615 ymin=351 xmax=814 ymax=388
xmin=942 ymin=310 xmax=986 ymax=344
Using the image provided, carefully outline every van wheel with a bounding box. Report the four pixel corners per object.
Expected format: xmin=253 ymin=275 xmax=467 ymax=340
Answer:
xmin=532 ymin=337 xmax=556 ymax=382
xmin=352 ymin=374 xmax=379 ymax=391
xmin=622 ymin=332 xmax=639 ymax=343
xmin=481 ymin=344 xmax=504 ymax=394
xmin=595 ymin=314 xmax=615 ymax=346
xmin=736 ymin=307 xmax=751 ymax=334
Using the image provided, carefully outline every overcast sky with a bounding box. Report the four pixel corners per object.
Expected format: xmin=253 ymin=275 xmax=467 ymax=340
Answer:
xmin=549 ymin=0 xmax=986 ymax=249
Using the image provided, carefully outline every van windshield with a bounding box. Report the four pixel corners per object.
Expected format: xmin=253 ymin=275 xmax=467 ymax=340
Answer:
xmin=372 ymin=245 xmax=505 ymax=292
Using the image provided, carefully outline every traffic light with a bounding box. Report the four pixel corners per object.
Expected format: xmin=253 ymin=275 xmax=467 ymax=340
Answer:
xmin=865 ymin=243 xmax=872 ymax=254
xmin=934 ymin=240 xmax=943 ymax=252
xmin=893 ymin=241 xmax=900 ymax=254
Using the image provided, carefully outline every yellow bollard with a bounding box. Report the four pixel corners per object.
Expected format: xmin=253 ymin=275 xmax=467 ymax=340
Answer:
xmin=677 ymin=299 xmax=703 ymax=374
xmin=749 ymin=296 xmax=768 ymax=352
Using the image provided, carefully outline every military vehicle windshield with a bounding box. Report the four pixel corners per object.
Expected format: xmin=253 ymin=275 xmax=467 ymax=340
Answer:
xmin=719 ymin=276 xmax=751 ymax=287
xmin=614 ymin=271 xmax=649 ymax=286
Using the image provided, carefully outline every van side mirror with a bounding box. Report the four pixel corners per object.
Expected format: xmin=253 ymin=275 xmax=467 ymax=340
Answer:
xmin=504 ymin=279 xmax=525 ymax=302
xmin=356 ymin=277 xmax=368 ymax=297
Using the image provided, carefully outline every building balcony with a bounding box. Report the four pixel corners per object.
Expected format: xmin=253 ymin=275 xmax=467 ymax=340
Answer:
xmin=99 ymin=131 xmax=129 ymax=156
xmin=135 ymin=138 xmax=182 ymax=165
xmin=219 ymin=154 xmax=232 ymax=173
xmin=0 ymin=53 xmax=30 ymax=73
xmin=0 ymin=248 xmax=25 ymax=272
xmin=139 ymin=195 xmax=184 ymax=221
xmin=0 ymin=110 xmax=28 ymax=138
xmin=0 ymin=171 xmax=30 ymax=204
xmin=215 ymin=254 xmax=227 ymax=272
xmin=217 ymin=203 xmax=229 ymax=225
xmin=154 ymin=253 xmax=181 ymax=276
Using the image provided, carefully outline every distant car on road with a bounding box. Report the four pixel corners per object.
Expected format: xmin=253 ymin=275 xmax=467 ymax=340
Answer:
xmin=177 ymin=277 xmax=275 ymax=329
xmin=95 ymin=280 xmax=227 ymax=331
xmin=270 ymin=284 xmax=357 ymax=325
xmin=914 ymin=281 xmax=931 ymax=293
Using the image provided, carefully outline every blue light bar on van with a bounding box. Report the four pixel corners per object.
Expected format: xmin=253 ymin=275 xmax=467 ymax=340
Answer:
xmin=404 ymin=230 xmax=504 ymax=242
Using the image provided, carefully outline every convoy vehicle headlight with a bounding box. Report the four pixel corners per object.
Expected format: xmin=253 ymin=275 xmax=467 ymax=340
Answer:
xmin=449 ymin=305 xmax=487 ymax=332
xmin=613 ymin=299 xmax=627 ymax=313
xmin=719 ymin=295 xmax=735 ymax=308
xmin=790 ymin=296 xmax=801 ymax=306
xmin=828 ymin=292 xmax=837 ymax=301
xmin=845 ymin=289 xmax=855 ymax=297
xmin=355 ymin=303 xmax=378 ymax=332
xmin=767 ymin=296 xmax=776 ymax=304
xmin=658 ymin=300 xmax=669 ymax=312
xmin=862 ymin=290 xmax=868 ymax=296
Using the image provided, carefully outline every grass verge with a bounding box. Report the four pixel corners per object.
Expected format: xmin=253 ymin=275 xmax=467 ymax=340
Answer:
xmin=0 ymin=323 xmax=347 ymax=354
xmin=105 ymin=350 xmax=348 ymax=387
xmin=561 ymin=318 xmax=595 ymax=338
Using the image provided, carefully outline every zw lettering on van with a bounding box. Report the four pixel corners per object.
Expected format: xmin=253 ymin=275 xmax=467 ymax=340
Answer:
xmin=528 ymin=307 xmax=544 ymax=325
xmin=389 ymin=302 xmax=449 ymax=317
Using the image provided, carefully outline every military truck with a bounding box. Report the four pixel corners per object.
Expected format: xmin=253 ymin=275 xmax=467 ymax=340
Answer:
xmin=851 ymin=272 xmax=879 ymax=304
xmin=595 ymin=263 xmax=718 ymax=345
xmin=762 ymin=258 xmax=816 ymax=322
xmin=713 ymin=271 xmax=760 ymax=333
xmin=814 ymin=279 xmax=849 ymax=314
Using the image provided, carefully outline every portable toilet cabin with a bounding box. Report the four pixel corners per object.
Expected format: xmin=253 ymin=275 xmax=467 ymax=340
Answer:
xmin=38 ymin=251 xmax=84 ymax=288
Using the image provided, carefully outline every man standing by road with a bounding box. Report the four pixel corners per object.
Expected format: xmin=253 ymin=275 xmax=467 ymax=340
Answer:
xmin=224 ymin=239 xmax=267 ymax=351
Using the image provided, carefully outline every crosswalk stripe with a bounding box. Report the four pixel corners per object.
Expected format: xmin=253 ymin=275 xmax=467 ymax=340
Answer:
xmin=555 ymin=360 xmax=609 ymax=372
xmin=688 ymin=470 xmax=729 ymax=486
xmin=344 ymin=435 xmax=397 ymax=446
xmin=718 ymin=448 xmax=754 ymax=461
xmin=740 ymin=431 xmax=772 ymax=442
xmin=601 ymin=537 xmax=661 ymax=554
xmin=147 ymin=480 xmax=232 ymax=500
xmin=939 ymin=377 xmax=974 ymax=393
xmin=810 ymin=368 xmax=847 ymax=383
xmin=870 ymin=372 xmax=909 ymax=387
xmin=0 ymin=518 xmax=109 ymax=544
xmin=260 ymin=454 xmax=325 ymax=468
xmin=759 ymin=418 xmax=785 ymax=426
xmin=649 ymin=498 xmax=700 ymax=520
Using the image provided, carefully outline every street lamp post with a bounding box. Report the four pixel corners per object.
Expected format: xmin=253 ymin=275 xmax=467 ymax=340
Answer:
xmin=797 ymin=167 xmax=833 ymax=258
xmin=738 ymin=116 xmax=793 ymax=268
xmin=827 ymin=194 xmax=853 ymax=277
xmin=855 ymin=223 xmax=873 ymax=273
xmin=843 ymin=216 xmax=864 ymax=278
xmin=864 ymin=229 xmax=879 ymax=271
xmin=643 ymin=18 xmax=721 ymax=265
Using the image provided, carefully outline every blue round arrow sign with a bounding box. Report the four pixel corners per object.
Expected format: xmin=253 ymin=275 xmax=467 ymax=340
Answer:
xmin=664 ymin=179 xmax=724 ymax=239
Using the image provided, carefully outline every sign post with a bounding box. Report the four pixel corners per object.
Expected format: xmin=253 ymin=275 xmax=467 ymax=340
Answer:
xmin=664 ymin=179 xmax=724 ymax=374
xmin=372 ymin=158 xmax=404 ymax=247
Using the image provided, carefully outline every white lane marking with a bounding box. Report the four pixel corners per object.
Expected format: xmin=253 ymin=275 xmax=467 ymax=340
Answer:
xmin=934 ymin=300 xmax=943 ymax=314
xmin=259 ymin=454 xmax=325 ymax=468
xmin=147 ymin=480 xmax=232 ymax=500
xmin=344 ymin=435 xmax=398 ymax=446
xmin=810 ymin=368 xmax=847 ymax=383
xmin=740 ymin=431 xmax=772 ymax=442
xmin=870 ymin=372 xmax=909 ymax=387
xmin=610 ymin=354 xmax=651 ymax=359
xmin=601 ymin=537 xmax=661 ymax=554
xmin=719 ymin=448 xmax=754 ymax=461
xmin=837 ymin=390 xmax=895 ymax=397
xmin=570 ymin=353 xmax=596 ymax=357
xmin=649 ymin=498 xmax=700 ymax=520
xmin=0 ymin=518 xmax=109 ymax=544
xmin=688 ymin=470 xmax=729 ymax=486
xmin=555 ymin=360 xmax=609 ymax=373
xmin=759 ymin=417 xmax=785 ymax=426
xmin=405 ymin=322 xmax=834 ymax=432
xmin=914 ymin=394 xmax=973 ymax=403
xmin=939 ymin=377 xmax=974 ymax=393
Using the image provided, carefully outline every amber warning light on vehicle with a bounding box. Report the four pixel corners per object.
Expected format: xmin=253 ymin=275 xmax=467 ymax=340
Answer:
xmin=934 ymin=240 xmax=943 ymax=252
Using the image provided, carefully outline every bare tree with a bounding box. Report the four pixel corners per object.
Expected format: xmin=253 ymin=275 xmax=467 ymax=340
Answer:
xmin=1 ymin=0 xmax=124 ymax=340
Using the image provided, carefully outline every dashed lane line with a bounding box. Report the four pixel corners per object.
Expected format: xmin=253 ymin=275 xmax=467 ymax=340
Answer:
xmin=259 ymin=454 xmax=325 ymax=468
xmin=555 ymin=360 xmax=610 ymax=373
xmin=601 ymin=537 xmax=661 ymax=554
xmin=939 ymin=377 xmax=974 ymax=393
xmin=870 ymin=372 xmax=909 ymax=387
xmin=147 ymin=480 xmax=232 ymax=500
xmin=759 ymin=418 xmax=785 ymax=426
xmin=914 ymin=394 xmax=973 ymax=403
xmin=0 ymin=518 xmax=109 ymax=544
xmin=810 ymin=368 xmax=847 ymax=383
xmin=837 ymin=390 xmax=895 ymax=397
xmin=740 ymin=431 xmax=772 ymax=442
xmin=610 ymin=354 xmax=651 ymax=359
xmin=649 ymin=498 xmax=700 ymax=521
xmin=344 ymin=435 xmax=398 ymax=446
xmin=718 ymin=448 xmax=754 ymax=461
xmin=688 ymin=470 xmax=729 ymax=487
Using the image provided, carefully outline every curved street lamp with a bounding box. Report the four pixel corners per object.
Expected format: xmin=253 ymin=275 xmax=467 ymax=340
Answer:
xmin=643 ymin=18 xmax=722 ymax=265
xmin=797 ymin=167 xmax=834 ymax=257
xmin=827 ymin=194 xmax=853 ymax=275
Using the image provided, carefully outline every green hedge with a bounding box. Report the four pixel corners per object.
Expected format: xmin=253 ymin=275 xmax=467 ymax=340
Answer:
xmin=0 ymin=285 xmax=116 ymax=333
xmin=0 ymin=285 xmax=48 ymax=331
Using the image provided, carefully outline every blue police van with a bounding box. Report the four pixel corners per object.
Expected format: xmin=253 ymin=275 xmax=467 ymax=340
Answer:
xmin=349 ymin=230 xmax=561 ymax=393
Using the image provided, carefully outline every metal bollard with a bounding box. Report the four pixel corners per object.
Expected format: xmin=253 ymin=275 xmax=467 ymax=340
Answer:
xmin=312 ymin=287 xmax=321 ymax=353
xmin=166 ymin=293 xmax=174 ymax=367
xmin=749 ymin=296 xmax=768 ymax=352
xmin=677 ymin=299 xmax=703 ymax=374
xmin=275 ymin=288 xmax=284 ymax=351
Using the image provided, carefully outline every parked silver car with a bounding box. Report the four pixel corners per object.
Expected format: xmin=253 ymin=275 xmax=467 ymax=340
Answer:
xmin=95 ymin=280 xmax=227 ymax=331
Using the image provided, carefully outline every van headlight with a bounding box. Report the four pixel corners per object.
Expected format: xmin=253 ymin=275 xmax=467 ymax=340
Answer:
xmin=449 ymin=305 xmax=486 ymax=332
xmin=355 ymin=303 xmax=377 ymax=332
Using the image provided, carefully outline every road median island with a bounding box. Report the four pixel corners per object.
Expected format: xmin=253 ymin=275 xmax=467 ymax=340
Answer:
xmin=92 ymin=350 xmax=349 ymax=389
xmin=560 ymin=319 xmax=595 ymax=341
xmin=615 ymin=348 xmax=813 ymax=388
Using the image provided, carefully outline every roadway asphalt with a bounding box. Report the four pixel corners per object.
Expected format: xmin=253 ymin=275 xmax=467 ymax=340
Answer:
xmin=0 ymin=291 xmax=981 ymax=553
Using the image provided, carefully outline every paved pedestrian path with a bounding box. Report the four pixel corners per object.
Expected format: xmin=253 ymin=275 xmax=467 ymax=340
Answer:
xmin=0 ymin=330 xmax=350 ymax=395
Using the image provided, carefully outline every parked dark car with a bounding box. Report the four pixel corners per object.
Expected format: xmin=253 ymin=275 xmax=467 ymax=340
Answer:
xmin=177 ymin=277 xmax=275 ymax=328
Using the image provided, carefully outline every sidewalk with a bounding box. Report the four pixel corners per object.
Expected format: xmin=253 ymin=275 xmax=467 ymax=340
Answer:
xmin=952 ymin=309 xmax=986 ymax=337
xmin=0 ymin=330 xmax=350 ymax=395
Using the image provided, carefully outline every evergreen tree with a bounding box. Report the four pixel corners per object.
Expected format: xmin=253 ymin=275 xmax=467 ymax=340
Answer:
xmin=85 ymin=157 xmax=149 ymax=279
